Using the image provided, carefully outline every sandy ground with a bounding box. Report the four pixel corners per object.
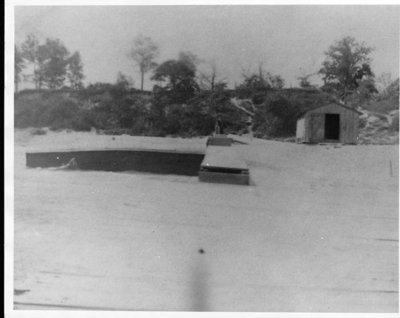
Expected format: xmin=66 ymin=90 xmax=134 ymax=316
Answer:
xmin=13 ymin=130 xmax=399 ymax=312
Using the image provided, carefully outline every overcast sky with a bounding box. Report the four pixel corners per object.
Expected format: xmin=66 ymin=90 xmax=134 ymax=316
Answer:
xmin=14 ymin=5 xmax=400 ymax=90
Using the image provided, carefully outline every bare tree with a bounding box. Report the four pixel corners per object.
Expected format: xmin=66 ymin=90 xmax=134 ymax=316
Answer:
xmin=67 ymin=51 xmax=84 ymax=90
xmin=297 ymin=69 xmax=317 ymax=88
xmin=128 ymin=35 xmax=159 ymax=91
xmin=239 ymin=62 xmax=285 ymax=91
xmin=257 ymin=62 xmax=267 ymax=87
xmin=376 ymin=72 xmax=393 ymax=93
xmin=21 ymin=33 xmax=41 ymax=88
xmin=15 ymin=45 xmax=25 ymax=92
xmin=199 ymin=60 xmax=227 ymax=91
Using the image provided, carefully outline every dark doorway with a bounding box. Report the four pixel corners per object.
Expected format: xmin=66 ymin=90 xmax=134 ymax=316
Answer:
xmin=325 ymin=114 xmax=340 ymax=140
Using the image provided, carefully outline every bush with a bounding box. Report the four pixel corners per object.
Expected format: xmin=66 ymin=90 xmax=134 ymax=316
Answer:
xmin=31 ymin=128 xmax=47 ymax=135
xmin=71 ymin=109 xmax=95 ymax=131
xmin=15 ymin=86 xmax=340 ymax=139
xmin=358 ymin=117 xmax=368 ymax=129
xmin=102 ymin=128 xmax=133 ymax=135
xmin=43 ymin=97 xmax=80 ymax=130
xmin=253 ymin=95 xmax=300 ymax=137
xmin=14 ymin=94 xmax=49 ymax=128
xmin=389 ymin=115 xmax=399 ymax=132
xmin=15 ymin=91 xmax=93 ymax=131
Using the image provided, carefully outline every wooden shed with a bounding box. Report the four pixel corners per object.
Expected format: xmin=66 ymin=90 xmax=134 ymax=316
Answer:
xmin=296 ymin=102 xmax=362 ymax=144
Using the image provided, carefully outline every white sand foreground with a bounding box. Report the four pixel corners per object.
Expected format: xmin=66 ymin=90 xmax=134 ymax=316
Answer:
xmin=13 ymin=130 xmax=399 ymax=312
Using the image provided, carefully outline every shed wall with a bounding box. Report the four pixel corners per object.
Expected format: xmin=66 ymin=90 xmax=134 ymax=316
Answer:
xmin=296 ymin=118 xmax=305 ymax=142
xmin=303 ymin=104 xmax=359 ymax=144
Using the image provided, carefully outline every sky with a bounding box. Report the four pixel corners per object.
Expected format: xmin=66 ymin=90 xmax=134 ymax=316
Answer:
xmin=14 ymin=4 xmax=400 ymax=90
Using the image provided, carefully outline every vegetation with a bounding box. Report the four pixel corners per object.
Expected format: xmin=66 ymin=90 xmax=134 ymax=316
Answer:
xmin=14 ymin=34 xmax=399 ymax=141
xmin=319 ymin=36 xmax=377 ymax=102
xmin=18 ymin=33 xmax=84 ymax=90
xmin=15 ymin=45 xmax=24 ymax=92
xmin=128 ymin=35 xmax=159 ymax=91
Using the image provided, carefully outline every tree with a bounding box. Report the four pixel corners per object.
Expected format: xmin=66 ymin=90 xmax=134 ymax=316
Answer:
xmin=37 ymin=38 xmax=70 ymax=89
xmin=319 ymin=36 xmax=374 ymax=102
xmin=269 ymin=75 xmax=285 ymax=89
xmin=240 ymin=64 xmax=285 ymax=91
xmin=15 ymin=45 xmax=25 ymax=92
xmin=152 ymin=53 xmax=199 ymax=103
xmin=128 ymin=35 xmax=159 ymax=91
xmin=256 ymin=62 xmax=285 ymax=89
xmin=385 ymin=78 xmax=399 ymax=101
xmin=21 ymin=33 xmax=40 ymax=88
xmin=376 ymin=72 xmax=396 ymax=95
xmin=355 ymin=77 xmax=378 ymax=101
xmin=199 ymin=60 xmax=227 ymax=92
xmin=67 ymin=51 xmax=84 ymax=90
xmin=237 ymin=64 xmax=285 ymax=103
xmin=115 ymin=72 xmax=134 ymax=90
xmin=178 ymin=51 xmax=201 ymax=73
xmin=298 ymin=75 xmax=312 ymax=88
xmin=254 ymin=94 xmax=300 ymax=137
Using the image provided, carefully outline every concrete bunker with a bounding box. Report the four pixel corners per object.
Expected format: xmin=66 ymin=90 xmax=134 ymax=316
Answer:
xmin=26 ymin=135 xmax=250 ymax=185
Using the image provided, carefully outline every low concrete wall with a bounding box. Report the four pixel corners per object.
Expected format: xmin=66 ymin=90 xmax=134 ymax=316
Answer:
xmin=26 ymin=149 xmax=205 ymax=176
xmin=199 ymin=169 xmax=249 ymax=185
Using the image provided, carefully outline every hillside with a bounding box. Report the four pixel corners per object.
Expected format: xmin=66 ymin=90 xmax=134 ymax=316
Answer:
xmin=14 ymin=84 xmax=399 ymax=143
xmin=358 ymin=108 xmax=399 ymax=145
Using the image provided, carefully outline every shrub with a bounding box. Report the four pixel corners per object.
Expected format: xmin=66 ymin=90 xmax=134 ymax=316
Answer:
xmin=71 ymin=109 xmax=95 ymax=131
xmin=253 ymin=94 xmax=300 ymax=137
xmin=15 ymin=87 xmax=341 ymax=139
xmin=389 ymin=115 xmax=399 ymax=132
xmin=31 ymin=128 xmax=47 ymax=135
xmin=43 ymin=97 xmax=80 ymax=130
xmin=102 ymin=128 xmax=132 ymax=135
xmin=15 ymin=91 xmax=95 ymax=131
xmin=358 ymin=117 xmax=368 ymax=129
xmin=14 ymin=94 xmax=49 ymax=128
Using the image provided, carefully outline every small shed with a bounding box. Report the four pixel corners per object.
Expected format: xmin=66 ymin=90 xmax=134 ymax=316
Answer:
xmin=296 ymin=102 xmax=362 ymax=144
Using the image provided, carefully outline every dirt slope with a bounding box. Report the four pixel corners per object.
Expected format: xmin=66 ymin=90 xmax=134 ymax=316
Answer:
xmin=358 ymin=107 xmax=399 ymax=145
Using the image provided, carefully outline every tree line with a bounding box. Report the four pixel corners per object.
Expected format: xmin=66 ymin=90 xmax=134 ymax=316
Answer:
xmin=15 ymin=34 xmax=84 ymax=92
xmin=14 ymin=34 xmax=398 ymax=138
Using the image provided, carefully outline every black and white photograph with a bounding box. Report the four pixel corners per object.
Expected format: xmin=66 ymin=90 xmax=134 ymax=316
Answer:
xmin=5 ymin=1 xmax=400 ymax=315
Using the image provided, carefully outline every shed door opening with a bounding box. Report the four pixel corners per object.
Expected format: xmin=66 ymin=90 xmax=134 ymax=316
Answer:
xmin=325 ymin=114 xmax=340 ymax=140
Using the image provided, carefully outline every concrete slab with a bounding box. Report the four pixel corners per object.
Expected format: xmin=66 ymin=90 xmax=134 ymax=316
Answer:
xmin=201 ymin=146 xmax=248 ymax=171
xmin=199 ymin=146 xmax=250 ymax=185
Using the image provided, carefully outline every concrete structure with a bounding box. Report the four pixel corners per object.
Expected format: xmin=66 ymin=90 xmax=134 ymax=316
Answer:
xmin=206 ymin=135 xmax=233 ymax=146
xmin=199 ymin=146 xmax=249 ymax=185
xmin=296 ymin=102 xmax=362 ymax=144
xmin=26 ymin=136 xmax=250 ymax=185
xmin=26 ymin=149 xmax=205 ymax=176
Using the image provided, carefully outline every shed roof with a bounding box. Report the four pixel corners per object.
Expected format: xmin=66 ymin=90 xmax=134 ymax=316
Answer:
xmin=298 ymin=102 xmax=363 ymax=118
